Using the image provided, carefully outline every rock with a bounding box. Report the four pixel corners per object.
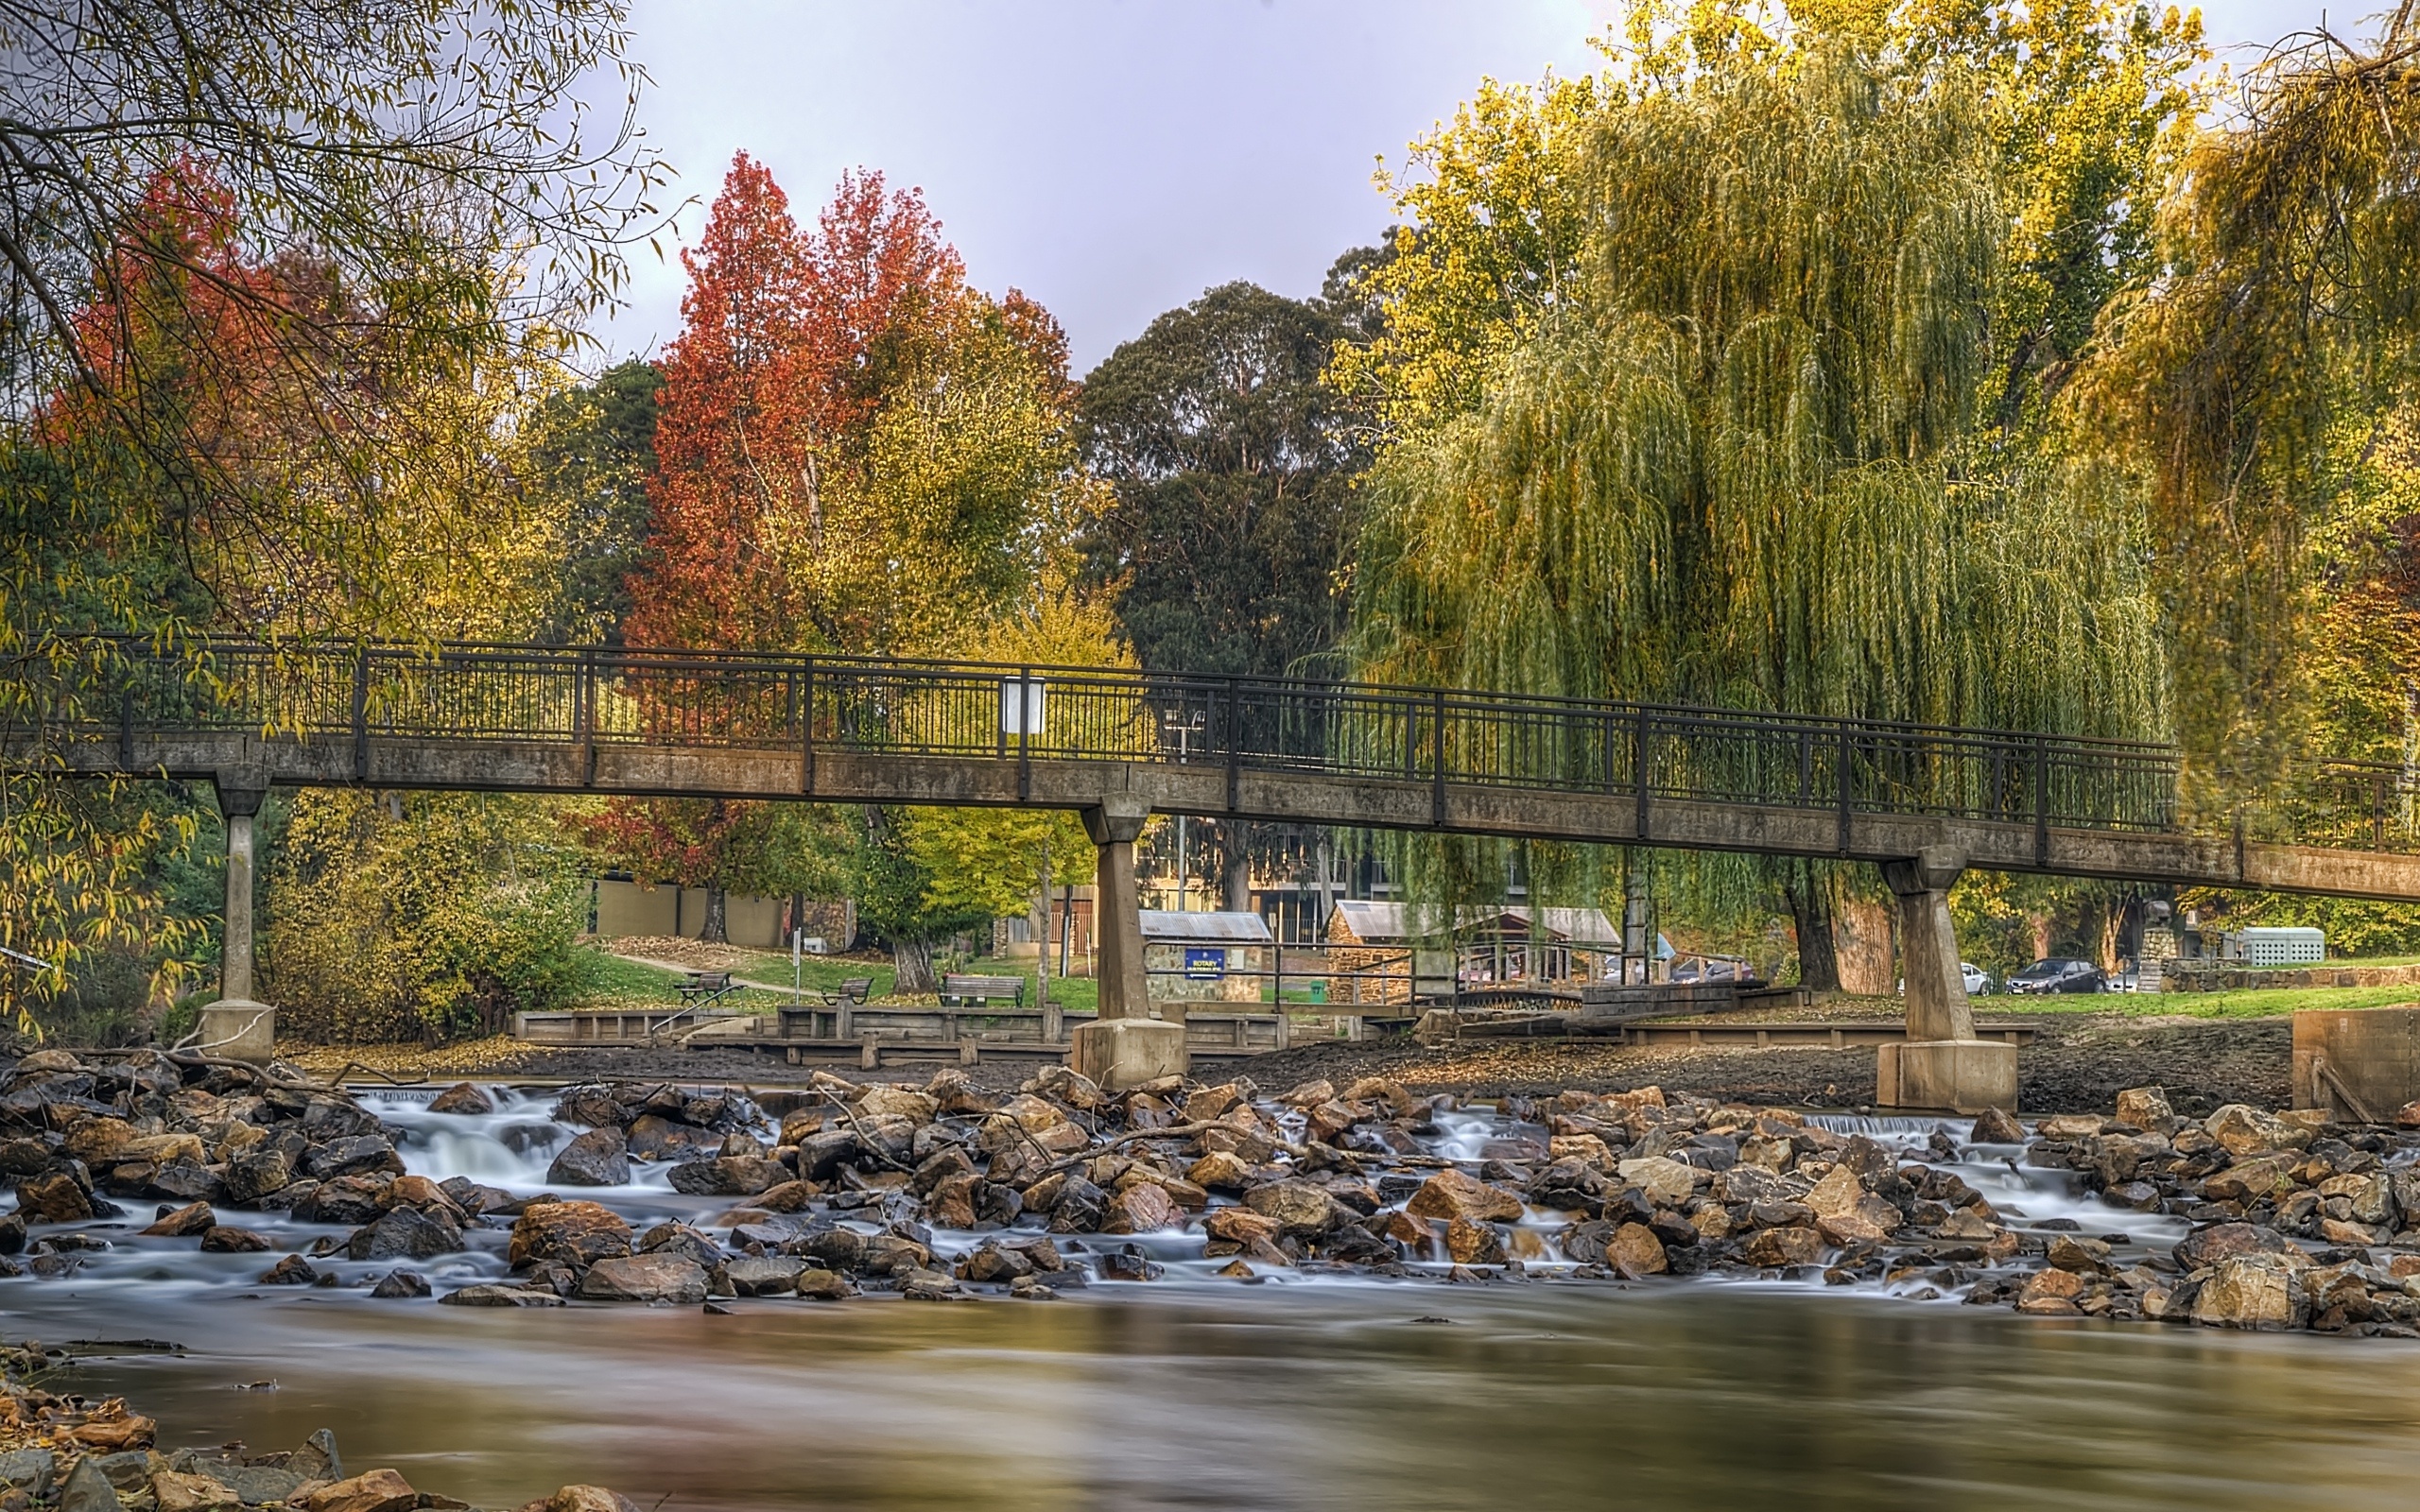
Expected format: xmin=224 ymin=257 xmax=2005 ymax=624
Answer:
xmin=15 ymin=1172 xmax=93 ymax=1224
xmin=2046 ymin=1235 xmax=2112 ymax=1274
xmin=1969 ymin=1108 xmax=2024 ymax=1144
xmin=151 ymin=1470 xmax=237 ymax=1512
xmin=581 ymin=1254 xmax=709 ymax=1304
xmin=427 ymin=1082 xmax=495 ymax=1115
xmin=1029 ymin=1065 xmax=1105 ymax=1110
xmin=637 ymin=1221 xmax=724 ymax=1270
xmin=260 ymin=1254 xmax=319 ymax=1285
xmin=2017 ymin=1268 xmax=2086 ymax=1314
xmin=199 ymin=1225 xmax=271 ymax=1252
xmin=2190 ymin=1253 xmax=2308 ymax=1330
xmin=2035 ymin=1113 xmax=2105 ymax=1139
xmin=1405 ymin=1169 xmax=1526 ymax=1224
xmin=2201 ymin=1154 xmax=2301 ymax=1203
xmin=719 ymin=1255 xmax=806 ymax=1296
xmin=1606 ymin=1222 xmax=1668 ymax=1276
xmin=2174 ymin=1221 xmax=2306 ymax=1272
xmin=441 ymin=1284 xmax=567 ymax=1307
xmin=345 ymin=1207 xmax=462 ymax=1262
xmin=1104 ymin=1182 xmax=1181 ymax=1234
xmin=1936 ymin=1210 xmax=1998 ymax=1242
xmin=2395 ymin=1098 xmax=2420 ymax=1130
xmin=369 ymin=1268 xmax=430 ymax=1298
xmin=2318 ymin=1172 xmax=2395 ymax=1227
xmin=1742 ymin=1227 xmax=1825 ymax=1267
xmin=0 ymin=1449 xmax=54 ymax=1494
xmin=546 ymin=1128 xmax=631 ymax=1187
xmin=977 ymin=1095 xmax=1090 ymax=1157
xmin=622 ymin=1115 xmax=718 ymax=1162
xmin=1186 ymin=1151 xmax=1253 ymax=1192
xmin=58 ymin=1457 xmax=122 ymax=1512
xmin=795 ymin=1267 xmax=857 ymax=1299
xmin=306 ymin=1136 xmax=403 ymax=1180
xmin=221 ymin=1147 xmax=295 ymax=1203
xmin=144 ymin=1200 xmax=216 ymax=1237
xmin=1244 ymin=1180 xmax=1348 ymax=1235
xmin=793 ymin=1129 xmax=861 ymax=1182
xmin=666 ymin=1156 xmax=786 ymax=1196
xmin=512 ymin=1489 xmax=642 ymax=1512
xmin=2204 ymin=1104 xmax=2309 ymax=1158
xmin=508 ymin=1201 xmax=632 ymax=1269
xmin=856 ymin=1085 xmax=940 ymax=1124
xmin=300 ymin=1469 xmax=418 ymax=1512
xmin=292 ymin=1176 xmax=388 ymax=1228
xmin=2115 ymin=1086 xmax=2173 ymax=1128
xmin=1614 ymin=1157 xmax=1704 ymax=1207
xmin=1443 ymin=1215 xmax=1506 ymax=1265
xmin=1203 ymin=1208 xmax=1283 ymax=1248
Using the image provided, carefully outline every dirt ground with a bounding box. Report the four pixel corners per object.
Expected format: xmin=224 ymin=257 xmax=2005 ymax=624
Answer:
xmin=279 ymin=1011 xmax=2294 ymax=1114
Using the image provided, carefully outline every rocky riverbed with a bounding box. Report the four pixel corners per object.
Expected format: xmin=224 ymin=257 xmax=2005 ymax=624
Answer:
xmin=0 ymin=1045 xmax=2414 ymax=1338
xmin=0 ymin=1334 xmax=634 ymax=1512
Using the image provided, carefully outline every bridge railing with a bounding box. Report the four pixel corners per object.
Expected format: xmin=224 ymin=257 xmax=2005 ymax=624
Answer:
xmin=60 ymin=637 xmax=2415 ymax=850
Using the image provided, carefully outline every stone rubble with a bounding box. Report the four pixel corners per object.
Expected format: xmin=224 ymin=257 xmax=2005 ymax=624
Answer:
xmin=2 ymin=1048 xmax=2415 ymax=1336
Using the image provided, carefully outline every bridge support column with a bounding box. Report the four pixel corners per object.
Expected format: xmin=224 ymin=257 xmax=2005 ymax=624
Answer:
xmin=1069 ymin=798 xmax=1185 ymax=1091
xmin=1875 ymin=849 xmax=2014 ymax=1114
xmin=199 ymin=773 xmax=276 ymax=1065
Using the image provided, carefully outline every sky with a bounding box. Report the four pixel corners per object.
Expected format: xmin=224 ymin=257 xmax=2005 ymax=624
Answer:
xmin=600 ymin=0 xmax=2343 ymax=375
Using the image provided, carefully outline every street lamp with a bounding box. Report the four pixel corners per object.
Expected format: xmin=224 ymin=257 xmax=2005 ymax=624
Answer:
xmin=1163 ymin=710 xmax=1204 ymax=911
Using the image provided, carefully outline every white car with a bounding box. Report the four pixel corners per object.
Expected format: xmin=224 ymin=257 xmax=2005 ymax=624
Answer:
xmin=1962 ymin=962 xmax=1992 ymax=995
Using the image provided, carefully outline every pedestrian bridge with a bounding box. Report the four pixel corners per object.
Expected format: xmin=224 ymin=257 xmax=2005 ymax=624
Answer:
xmin=51 ymin=638 xmax=2420 ymax=902
xmin=50 ymin=637 xmax=2420 ymax=1106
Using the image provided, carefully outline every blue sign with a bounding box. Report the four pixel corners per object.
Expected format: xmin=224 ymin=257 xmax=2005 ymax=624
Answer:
xmin=1184 ymin=948 xmax=1226 ymax=981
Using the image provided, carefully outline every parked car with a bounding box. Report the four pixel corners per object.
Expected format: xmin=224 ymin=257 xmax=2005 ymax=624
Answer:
xmin=1669 ymin=954 xmax=1756 ymax=984
xmin=2006 ymin=957 xmax=2106 ymax=994
xmin=1962 ymin=961 xmax=1992 ymax=996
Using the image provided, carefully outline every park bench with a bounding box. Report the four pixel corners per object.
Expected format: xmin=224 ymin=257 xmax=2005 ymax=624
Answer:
xmin=817 ymin=976 xmax=873 ymax=1007
xmin=676 ymin=971 xmax=735 ymax=1005
xmin=940 ymin=974 xmax=1027 ymax=1009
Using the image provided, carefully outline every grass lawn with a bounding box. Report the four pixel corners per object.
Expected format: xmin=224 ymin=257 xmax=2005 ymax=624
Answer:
xmin=1994 ymin=983 xmax=2420 ymax=1020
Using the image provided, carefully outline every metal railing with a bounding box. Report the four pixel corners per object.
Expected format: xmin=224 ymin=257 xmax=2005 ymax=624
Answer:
xmin=45 ymin=636 xmax=2420 ymax=854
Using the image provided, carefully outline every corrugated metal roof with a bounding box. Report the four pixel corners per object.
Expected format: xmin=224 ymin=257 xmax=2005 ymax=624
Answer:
xmin=1139 ymin=910 xmax=1273 ymax=943
xmin=1330 ymin=901 xmax=1625 ymax=948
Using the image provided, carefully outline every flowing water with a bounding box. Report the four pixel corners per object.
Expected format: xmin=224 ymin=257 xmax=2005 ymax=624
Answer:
xmin=9 ymin=1089 xmax=2420 ymax=1511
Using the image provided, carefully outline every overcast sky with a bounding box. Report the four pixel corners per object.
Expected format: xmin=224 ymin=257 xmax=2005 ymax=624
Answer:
xmin=600 ymin=0 xmax=2342 ymax=374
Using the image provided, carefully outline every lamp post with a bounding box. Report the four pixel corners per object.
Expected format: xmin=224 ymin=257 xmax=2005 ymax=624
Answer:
xmin=1163 ymin=711 xmax=1204 ymax=911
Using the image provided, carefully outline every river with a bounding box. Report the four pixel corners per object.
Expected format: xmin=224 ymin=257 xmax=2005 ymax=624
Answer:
xmin=9 ymin=1090 xmax=2420 ymax=1511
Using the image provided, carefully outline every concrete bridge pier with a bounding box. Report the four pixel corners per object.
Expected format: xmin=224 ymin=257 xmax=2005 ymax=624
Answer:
xmin=1874 ymin=849 xmax=2015 ymax=1114
xmin=198 ymin=773 xmax=276 ymax=1064
xmin=1068 ymin=798 xmax=1186 ymax=1091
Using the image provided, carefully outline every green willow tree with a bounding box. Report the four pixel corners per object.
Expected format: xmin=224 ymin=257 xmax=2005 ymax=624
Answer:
xmin=1346 ymin=13 xmax=2173 ymax=978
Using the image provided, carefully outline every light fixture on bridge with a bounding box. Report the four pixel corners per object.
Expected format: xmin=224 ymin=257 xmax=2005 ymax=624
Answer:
xmin=999 ymin=675 xmax=1046 ymax=737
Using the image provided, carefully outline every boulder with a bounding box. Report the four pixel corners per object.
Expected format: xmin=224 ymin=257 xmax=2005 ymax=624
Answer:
xmin=508 ymin=1200 xmax=632 ymax=1270
xmin=1203 ymin=1208 xmax=1283 ymax=1248
xmin=1969 ymin=1108 xmax=2024 ymax=1144
xmin=2201 ymin=1154 xmax=2300 ymax=1203
xmin=636 ymin=1221 xmax=724 ymax=1270
xmin=151 ymin=1470 xmax=237 ymax=1512
xmin=199 ymin=1226 xmax=271 ymax=1253
xmin=579 ymin=1254 xmax=710 ymax=1304
xmin=856 ymin=1085 xmax=940 ymax=1125
xmin=1443 ymin=1214 xmax=1506 ymax=1265
xmin=795 ymin=1267 xmax=858 ymax=1299
xmin=545 ymin=1128 xmax=631 ymax=1187
xmin=345 ymin=1207 xmax=462 ymax=1262
xmin=793 ymin=1129 xmax=861 ymax=1181
xmin=2046 ymin=1235 xmax=2113 ymax=1274
xmin=1104 ymin=1182 xmax=1181 ymax=1234
xmin=1405 ymin=1169 xmax=1526 ymax=1225
xmin=2174 ymin=1221 xmax=2305 ymax=1272
xmin=720 ymin=1256 xmax=807 ymax=1296
xmin=2190 ymin=1253 xmax=2308 ymax=1331
xmin=1742 ymin=1226 xmax=1825 ymax=1267
xmin=2204 ymin=1104 xmax=2309 ymax=1158
xmin=58 ymin=1457 xmax=122 ymax=1512
xmin=1186 ymin=1151 xmax=1253 ymax=1193
xmin=299 ymin=1469 xmax=417 ymax=1512
xmin=0 ymin=1448 xmax=54 ymax=1494
xmin=667 ymin=1157 xmax=786 ymax=1196
xmin=2115 ymin=1086 xmax=2173 ymax=1128
xmin=2017 ymin=1267 xmax=2086 ymax=1314
xmin=440 ymin=1284 xmax=566 ymax=1307
xmin=1614 ymin=1157 xmax=1704 ymax=1208
xmin=143 ymin=1201 xmax=216 ymax=1237
xmin=15 ymin=1173 xmax=93 ymax=1224
xmin=293 ymin=1176 xmax=389 ymax=1228
xmin=260 ymin=1254 xmax=319 ymax=1285
xmin=1606 ymin=1222 xmax=1668 ymax=1276
xmin=426 ymin=1082 xmax=495 ymax=1116
xmin=1244 ymin=1180 xmax=1348 ymax=1235
xmin=221 ymin=1148 xmax=295 ymax=1204
xmin=513 ymin=1489 xmax=642 ymax=1512
xmin=2035 ymin=1114 xmax=2105 ymax=1140
xmin=370 ymin=1269 xmax=431 ymax=1298
xmin=306 ymin=1136 xmax=403 ymax=1180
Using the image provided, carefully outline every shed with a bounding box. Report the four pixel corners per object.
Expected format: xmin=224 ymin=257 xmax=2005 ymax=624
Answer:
xmin=1140 ymin=910 xmax=1272 ymax=1003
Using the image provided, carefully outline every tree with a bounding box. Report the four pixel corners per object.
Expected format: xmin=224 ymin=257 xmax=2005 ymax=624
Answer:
xmin=530 ymin=360 xmax=665 ymax=644
xmin=1342 ymin=7 xmax=2180 ymax=977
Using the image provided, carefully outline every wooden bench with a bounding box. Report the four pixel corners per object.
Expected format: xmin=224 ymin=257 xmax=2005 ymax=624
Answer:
xmin=817 ymin=976 xmax=873 ymax=1007
xmin=676 ymin=971 xmax=735 ymax=1005
xmin=940 ymin=974 xmax=1026 ymax=1009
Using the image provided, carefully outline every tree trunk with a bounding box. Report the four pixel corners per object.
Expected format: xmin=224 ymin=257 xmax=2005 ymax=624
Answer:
xmin=891 ymin=936 xmax=938 ymax=994
xmin=2030 ymin=912 xmax=2053 ymax=962
xmin=1784 ymin=867 xmax=1841 ymax=992
xmin=701 ymin=885 xmax=728 ymax=944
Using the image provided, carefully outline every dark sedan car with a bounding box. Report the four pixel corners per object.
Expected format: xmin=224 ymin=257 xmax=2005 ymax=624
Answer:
xmin=2006 ymin=957 xmax=2106 ymax=994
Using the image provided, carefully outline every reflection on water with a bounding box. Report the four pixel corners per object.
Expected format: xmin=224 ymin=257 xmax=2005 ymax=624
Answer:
xmin=17 ymin=1281 xmax=2420 ymax=1512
